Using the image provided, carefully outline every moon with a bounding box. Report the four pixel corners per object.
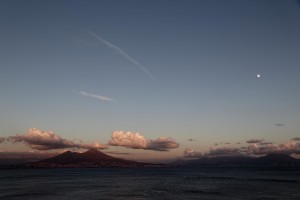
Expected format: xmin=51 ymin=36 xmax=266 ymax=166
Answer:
xmin=257 ymin=74 xmax=261 ymax=78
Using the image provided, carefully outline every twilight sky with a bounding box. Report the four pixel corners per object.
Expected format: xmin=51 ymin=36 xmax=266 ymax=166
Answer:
xmin=1 ymin=0 xmax=300 ymax=161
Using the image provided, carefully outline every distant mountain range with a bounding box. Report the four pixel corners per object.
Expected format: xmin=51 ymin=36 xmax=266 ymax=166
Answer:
xmin=171 ymin=153 xmax=300 ymax=167
xmin=1 ymin=150 xmax=299 ymax=169
xmin=25 ymin=149 xmax=161 ymax=168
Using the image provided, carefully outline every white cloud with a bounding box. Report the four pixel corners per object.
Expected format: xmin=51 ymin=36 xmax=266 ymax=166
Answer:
xmin=88 ymin=31 xmax=155 ymax=80
xmin=108 ymin=131 xmax=147 ymax=149
xmin=108 ymin=131 xmax=179 ymax=151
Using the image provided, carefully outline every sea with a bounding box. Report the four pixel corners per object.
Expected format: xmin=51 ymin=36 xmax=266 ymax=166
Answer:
xmin=0 ymin=167 xmax=299 ymax=200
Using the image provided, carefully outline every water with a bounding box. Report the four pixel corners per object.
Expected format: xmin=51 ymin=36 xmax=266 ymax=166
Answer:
xmin=0 ymin=167 xmax=299 ymax=200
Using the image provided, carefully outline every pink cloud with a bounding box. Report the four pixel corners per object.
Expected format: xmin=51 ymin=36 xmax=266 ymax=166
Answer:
xmin=7 ymin=128 xmax=108 ymax=150
xmin=184 ymin=137 xmax=300 ymax=158
xmin=184 ymin=148 xmax=202 ymax=158
xmin=108 ymin=131 xmax=179 ymax=151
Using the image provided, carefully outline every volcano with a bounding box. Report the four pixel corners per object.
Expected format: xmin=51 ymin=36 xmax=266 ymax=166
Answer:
xmin=255 ymin=153 xmax=300 ymax=166
xmin=29 ymin=149 xmax=158 ymax=168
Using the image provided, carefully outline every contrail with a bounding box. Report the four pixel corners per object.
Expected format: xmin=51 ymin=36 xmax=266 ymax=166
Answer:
xmin=74 ymin=90 xmax=116 ymax=103
xmin=88 ymin=31 xmax=155 ymax=80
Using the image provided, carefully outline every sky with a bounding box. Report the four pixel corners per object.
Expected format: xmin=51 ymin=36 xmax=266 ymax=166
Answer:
xmin=0 ymin=0 xmax=300 ymax=162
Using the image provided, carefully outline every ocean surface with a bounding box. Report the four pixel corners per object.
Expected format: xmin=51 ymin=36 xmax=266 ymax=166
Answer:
xmin=0 ymin=167 xmax=299 ymax=200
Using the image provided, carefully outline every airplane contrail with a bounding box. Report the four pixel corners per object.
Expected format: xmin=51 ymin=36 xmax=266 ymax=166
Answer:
xmin=88 ymin=31 xmax=155 ymax=80
xmin=74 ymin=90 xmax=116 ymax=103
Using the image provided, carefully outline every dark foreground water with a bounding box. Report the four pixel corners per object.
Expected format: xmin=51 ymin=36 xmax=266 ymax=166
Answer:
xmin=0 ymin=167 xmax=299 ymax=200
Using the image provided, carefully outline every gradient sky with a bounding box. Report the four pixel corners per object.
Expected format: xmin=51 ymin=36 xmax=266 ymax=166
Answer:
xmin=1 ymin=0 xmax=300 ymax=161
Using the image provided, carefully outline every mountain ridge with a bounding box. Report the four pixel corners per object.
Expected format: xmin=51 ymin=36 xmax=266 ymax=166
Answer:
xmin=28 ymin=149 xmax=162 ymax=168
xmin=1 ymin=152 xmax=299 ymax=169
xmin=171 ymin=153 xmax=300 ymax=167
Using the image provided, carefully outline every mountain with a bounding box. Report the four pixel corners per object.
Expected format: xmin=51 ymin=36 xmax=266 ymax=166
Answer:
xmin=38 ymin=149 xmax=116 ymax=165
xmin=171 ymin=154 xmax=300 ymax=168
xmin=255 ymin=153 xmax=300 ymax=167
xmin=27 ymin=149 xmax=161 ymax=168
xmin=171 ymin=156 xmax=254 ymax=167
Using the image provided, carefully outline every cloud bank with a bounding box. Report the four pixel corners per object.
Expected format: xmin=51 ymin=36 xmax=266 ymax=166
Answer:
xmin=208 ymin=147 xmax=243 ymax=157
xmin=184 ymin=138 xmax=300 ymax=158
xmin=88 ymin=31 xmax=155 ymax=80
xmin=6 ymin=128 xmax=107 ymax=150
xmin=247 ymin=140 xmax=300 ymax=155
xmin=108 ymin=131 xmax=179 ymax=151
xmin=75 ymin=90 xmax=116 ymax=102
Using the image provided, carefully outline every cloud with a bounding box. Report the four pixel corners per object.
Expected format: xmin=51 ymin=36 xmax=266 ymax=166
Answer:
xmin=276 ymin=123 xmax=285 ymax=127
xmin=183 ymin=146 xmax=245 ymax=159
xmin=292 ymin=137 xmax=300 ymax=141
xmin=75 ymin=90 xmax=116 ymax=102
xmin=7 ymin=128 xmax=108 ymax=150
xmin=234 ymin=138 xmax=300 ymax=156
xmin=248 ymin=141 xmax=300 ymax=155
xmin=246 ymin=139 xmax=265 ymax=144
xmin=259 ymin=142 xmax=273 ymax=145
xmin=108 ymin=131 xmax=179 ymax=151
xmin=147 ymin=137 xmax=180 ymax=151
xmin=108 ymin=131 xmax=147 ymax=149
xmin=206 ymin=147 xmax=243 ymax=157
xmin=184 ymin=137 xmax=300 ymax=158
xmin=184 ymin=148 xmax=202 ymax=158
xmin=88 ymin=31 xmax=155 ymax=80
